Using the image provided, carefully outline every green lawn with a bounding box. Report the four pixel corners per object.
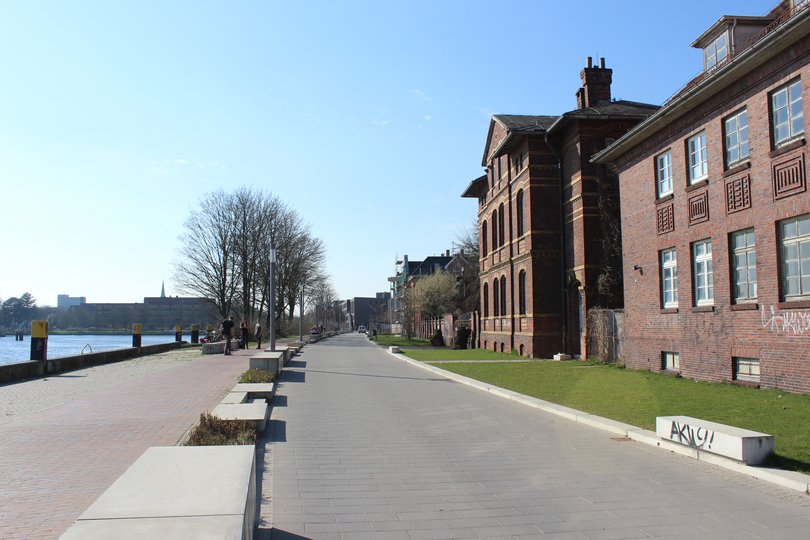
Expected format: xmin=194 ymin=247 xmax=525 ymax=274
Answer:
xmin=372 ymin=335 xmax=432 ymax=348
xmin=403 ymin=348 xmax=520 ymax=361
xmin=424 ymin=360 xmax=810 ymax=473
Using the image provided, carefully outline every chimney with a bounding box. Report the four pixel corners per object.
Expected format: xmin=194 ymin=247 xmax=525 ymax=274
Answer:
xmin=576 ymin=56 xmax=612 ymax=109
xmin=446 ymin=249 xmax=450 ymax=257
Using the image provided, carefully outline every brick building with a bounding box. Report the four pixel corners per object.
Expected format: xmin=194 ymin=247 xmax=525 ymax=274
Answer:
xmin=594 ymin=1 xmax=810 ymax=393
xmin=463 ymin=60 xmax=657 ymax=357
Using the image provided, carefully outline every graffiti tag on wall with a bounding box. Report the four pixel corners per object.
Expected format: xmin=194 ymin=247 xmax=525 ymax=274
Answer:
xmin=645 ymin=315 xmax=682 ymax=329
xmin=760 ymin=305 xmax=810 ymax=335
xmin=669 ymin=420 xmax=715 ymax=450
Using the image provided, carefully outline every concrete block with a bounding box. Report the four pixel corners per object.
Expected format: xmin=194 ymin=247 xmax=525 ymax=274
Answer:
xmin=389 ymin=346 xmax=400 ymax=353
xmin=232 ymin=382 xmax=275 ymax=401
xmin=250 ymin=351 xmax=284 ymax=375
xmin=552 ymin=353 xmax=571 ymax=361
xmin=212 ymin=402 xmax=268 ymax=431
xmin=220 ymin=392 xmax=248 ymax=404
xmin=656 ymin=415 xmax=774 ymax=465
xmin=201 ymin=342 xmax=226 ymax=354
xmin=60 ymin=445 xmax=256 ymax=540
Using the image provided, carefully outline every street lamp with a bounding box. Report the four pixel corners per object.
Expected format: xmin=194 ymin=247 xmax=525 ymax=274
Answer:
xmin=269 ymin=246 xmax=276 ymax=352
xmin=299 ymin=284 xmax=304 ymax=342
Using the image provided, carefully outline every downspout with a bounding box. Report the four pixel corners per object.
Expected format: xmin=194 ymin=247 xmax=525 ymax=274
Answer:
xmin=508 ymin=159 xmax=515 ymax=354
xmin=544 ymin=127 xmax=567 ymax=354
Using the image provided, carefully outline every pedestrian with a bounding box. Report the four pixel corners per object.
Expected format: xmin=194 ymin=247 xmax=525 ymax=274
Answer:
xmin=255 ymin=321 xmax=262 ymax=349
xmin=222 ymin=316 xmax=235 ymax=355
xmin=240 ymin=319 xmax=248 ymax=349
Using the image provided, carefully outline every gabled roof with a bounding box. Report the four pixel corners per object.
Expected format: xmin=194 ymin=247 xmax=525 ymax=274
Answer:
xmin=481 ymin=115 xmax=557 ymax=166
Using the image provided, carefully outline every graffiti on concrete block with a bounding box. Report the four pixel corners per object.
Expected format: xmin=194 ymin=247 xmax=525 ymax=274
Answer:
xmin=669 ymin=420 xmax=714 ymax=450
xmin=760 ymin=305 xmax=810 ymax=335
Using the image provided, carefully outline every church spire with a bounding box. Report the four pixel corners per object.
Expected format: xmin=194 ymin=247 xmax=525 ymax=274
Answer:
xmin=161 ymin=280 xmax=166 ymax=298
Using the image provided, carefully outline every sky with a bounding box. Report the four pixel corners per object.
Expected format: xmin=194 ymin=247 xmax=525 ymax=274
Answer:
xmin=0 ymin=0 xmax=771 ymax=306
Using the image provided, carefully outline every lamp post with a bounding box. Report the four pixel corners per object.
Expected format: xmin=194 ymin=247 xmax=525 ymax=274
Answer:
xmin=269 ymin=246 xmax=276 ymax=352
xmin=299 ymin=285 xmax=304 ymax=342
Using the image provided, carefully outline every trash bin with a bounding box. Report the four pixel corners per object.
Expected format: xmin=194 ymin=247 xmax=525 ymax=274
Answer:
xmin=372 ymin=329 xmax=377 ymax=337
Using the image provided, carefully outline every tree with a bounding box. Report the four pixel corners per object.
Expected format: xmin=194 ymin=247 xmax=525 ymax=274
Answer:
xmin=1 ymin=293 xmax=38 ymax=330
xmin=414 ymin=272 xmax=457 ymax=318
xmin=454 ymin=223 xmax=480 ymax=313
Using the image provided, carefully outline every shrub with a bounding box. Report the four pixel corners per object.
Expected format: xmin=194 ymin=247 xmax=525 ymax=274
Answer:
xmin=185 ymin=412 xmax=256 ymax=446
xmin=239 ymin=368 xmax=275 ymax=383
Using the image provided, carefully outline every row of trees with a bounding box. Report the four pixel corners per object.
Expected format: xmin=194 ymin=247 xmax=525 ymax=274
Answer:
xmin=174 ymin=187 xmax=331 ymax=335
xmin=0 ymin=293 xmax=41 ymax=331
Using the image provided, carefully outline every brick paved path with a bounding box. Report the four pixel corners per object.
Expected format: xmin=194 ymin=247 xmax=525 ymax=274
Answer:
xmin=262 ymin=333 xmax=810 ymax=539
xmin=0 ymin=347 xmax=250 ymax=539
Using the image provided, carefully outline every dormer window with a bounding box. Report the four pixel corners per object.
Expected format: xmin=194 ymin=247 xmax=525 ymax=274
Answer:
xmin=704 ymin=32 xmax=728 ymax=70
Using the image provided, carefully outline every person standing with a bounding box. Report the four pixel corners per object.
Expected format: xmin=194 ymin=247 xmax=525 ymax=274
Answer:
xmin=240 ymin=319 xmax=249 ymax=349
xmin=222 ymin=316 xmax=235 ymax=355
xmin=254 ymin=321 xmax=263 ymax=350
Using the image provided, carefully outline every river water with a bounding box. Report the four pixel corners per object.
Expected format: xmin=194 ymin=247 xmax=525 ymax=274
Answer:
xmin=0 ymin=334 xmax=191 ymax=366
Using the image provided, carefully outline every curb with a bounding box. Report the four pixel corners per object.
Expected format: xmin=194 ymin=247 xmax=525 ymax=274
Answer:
xmin=385 ymin=349 xmax=810 ymax=495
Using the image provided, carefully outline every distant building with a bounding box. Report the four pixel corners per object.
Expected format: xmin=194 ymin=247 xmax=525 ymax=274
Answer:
xmin=57 ymin=294 xmax=86 ymax=310
xmin=65 ymin=295 xmax=218 ymax=331
xmin=388 ymin=251 xmax=453 ymax=326
xmin=349 ymin=293 xmax=391 ymax=331
xmin=593 ymin=1 xmax=810 ymax=393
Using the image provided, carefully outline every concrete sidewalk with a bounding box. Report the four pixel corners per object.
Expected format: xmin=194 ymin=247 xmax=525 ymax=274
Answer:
xmin=0 ymin=346 xmax=250 ymax=539
xmin=261 ymin=333 xmax=810 ymax=539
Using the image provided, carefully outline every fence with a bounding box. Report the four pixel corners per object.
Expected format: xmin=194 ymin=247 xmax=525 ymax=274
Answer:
xmin=585 ymin=308 xmax=624 ymax=364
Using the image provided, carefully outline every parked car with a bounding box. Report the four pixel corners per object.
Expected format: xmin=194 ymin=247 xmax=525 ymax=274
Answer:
xmin=357 ymin=325 xmax=367 ymax=333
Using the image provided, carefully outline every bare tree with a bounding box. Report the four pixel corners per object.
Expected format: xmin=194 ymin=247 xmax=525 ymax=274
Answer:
xmin=175 ymin=191 xmax=238 ymax=318
xmin=455 ymin=222 xmax=480 ymax=313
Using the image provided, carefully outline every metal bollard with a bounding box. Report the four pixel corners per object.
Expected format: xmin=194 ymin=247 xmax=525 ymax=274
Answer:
xmin=175 ymin=324 xmax=183 ymax=342
xmin=191 ymin=324 xmax=200 ymax=344
xmin=132 ymin=323 xmax=142 ymax=348
xmin=30 ymin=321 xmax=48 ymax=363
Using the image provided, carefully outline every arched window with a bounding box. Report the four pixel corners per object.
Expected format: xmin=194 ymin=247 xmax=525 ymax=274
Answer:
xmin=492 ymin=209 xmax=498 ymax=249
xmin=516 ymin=190 xmax=524 ymax=237
xmin=518 ymin=270 xmax=527 ymax=315
xmin=483 ymin=283 xmax=489 ymax=317
xmin=498 ymin=203 xmax=505 ymax=246
xmin=482 ymin=221 xmax=488 ymax=257
xmin=493 ymin=278 xmax=500 ymax=317
xmin=500 ymin=275 xmax=507 ymax=315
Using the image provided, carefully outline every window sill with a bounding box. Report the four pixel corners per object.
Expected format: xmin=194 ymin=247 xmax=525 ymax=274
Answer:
xmin=660 ymin=307 xmax=679 ymax=314
xmin=692 ymin=305 xmax=715 ymax=313
xmin=770 ymin=137 xmax=806 ymax=158
xmin=656 ymin=193 xmax=674 ymax=204
xmin=724 ymin=161 xmax=751 ymax=177
xmin=777 ymin=299 xmax=810 ymax=310
xmin=730 ymin=303 xmax=758 ymax=311
xmin=686 ymin=179 xmax=709 ymax=192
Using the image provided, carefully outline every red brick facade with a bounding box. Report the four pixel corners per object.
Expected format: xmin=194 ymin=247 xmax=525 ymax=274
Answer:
xmin=595 ymin=2 xmax=810 ymax=393
xmin=464 ymin=60 xmax=656 ymax=358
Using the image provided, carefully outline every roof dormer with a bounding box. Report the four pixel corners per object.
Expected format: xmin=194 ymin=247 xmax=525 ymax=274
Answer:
xmin=691 ymin=15 xmax=775 ymax=72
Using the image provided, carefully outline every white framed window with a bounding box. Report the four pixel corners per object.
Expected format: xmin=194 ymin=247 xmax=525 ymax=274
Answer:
xmin=656 ymin=150 xmax=673 ymax=197
xmin=693 ymin=240 xmax=714 ymax=306
xmin=734 ymin=357 xmax=760 ymax=383
xmin=780 ymin=214 xmax=810 ymax=300
xmin=662 ymin=351 xmax=680 ymax=371
xmin=772 ymin=80 xmax=804 ymax=146
xmin=731 ymin=229 xmax=757 ymax=303
xmin=687 ymin=131 xmax=708 ymax=183
xmin=724 ymin=109 xmax=750 ymax=167
xmin=661 ymin=248 xmax=678 ymax=308
xmin=704 ymin=32 xmax=728 ymax=70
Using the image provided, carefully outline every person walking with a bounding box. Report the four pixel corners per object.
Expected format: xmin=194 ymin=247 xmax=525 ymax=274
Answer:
xmin=254 ymin=321 xmax=262 ymax=350
xmin=240 ymin=319 xmax=249 ymax=349
xmin=222 ymin=316 xmax=235 ymax=355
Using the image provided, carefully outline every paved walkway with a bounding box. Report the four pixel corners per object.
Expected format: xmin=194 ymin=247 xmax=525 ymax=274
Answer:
xmin=262 ymin=333 xmax=810 ymax=539
xmin=0 ymin=346 xmax=250 ymax=539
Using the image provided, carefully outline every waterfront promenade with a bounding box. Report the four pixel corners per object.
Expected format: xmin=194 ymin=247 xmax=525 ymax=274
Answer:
xmin=0 ymin=347 xmax=250 ymax=538
xmin=265 ymin=334 xmax=810 ymax=539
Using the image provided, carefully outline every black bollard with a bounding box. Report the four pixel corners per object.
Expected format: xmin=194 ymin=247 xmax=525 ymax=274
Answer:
xmin=191 ymin=324 xmax=200 ymax=344
xmin=175 ymin=324 xmax=182 ymax=342
xmin=30 ymin=321 xmax=48 ymax=366
xmin=132 ymin=323 xmax=142 ymax=348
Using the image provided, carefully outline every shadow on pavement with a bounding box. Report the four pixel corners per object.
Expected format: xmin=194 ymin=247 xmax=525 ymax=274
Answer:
xmin=280 ymin=371 xmax=305 ymax=383
xmin=300 ymin=368 xmax=453 ymax=383
xmin=286 ymin=360 xmax=306 ymax=369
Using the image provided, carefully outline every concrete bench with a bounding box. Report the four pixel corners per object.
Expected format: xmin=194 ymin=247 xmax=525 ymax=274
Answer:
xmin=233 ymin=382 xmax=275 ymax=401
xmin=250 ymin=351 xmax=283 ymax=375
xmin=60 ymin=445 xmax=256 ymax=540
xmin=656 ymin=415 xmax=774 ymax=465
xmin=220 ymin=391 xmax=248 ymax=404
xmin=212 ymin=401 xmax=268 ymax=431
xmin=200 ymin=341 xmax=226 ymax=354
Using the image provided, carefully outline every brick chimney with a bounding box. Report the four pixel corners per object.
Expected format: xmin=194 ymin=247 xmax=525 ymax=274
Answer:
xmin=576 ymin=56 xmax=612 ymax=109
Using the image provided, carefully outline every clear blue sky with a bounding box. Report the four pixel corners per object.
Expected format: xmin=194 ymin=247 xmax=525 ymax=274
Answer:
xmin=0 ymin=0 xmax=769 ymax=306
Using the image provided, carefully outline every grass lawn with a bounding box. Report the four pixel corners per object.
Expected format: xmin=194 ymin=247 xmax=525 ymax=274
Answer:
xmin=403 ymin=348 xmax=520 ymax=361
xmin=372 ymin=334 xmax=432 ymax=348
xmin=428 ymin=360 xmax=810 ymax=473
